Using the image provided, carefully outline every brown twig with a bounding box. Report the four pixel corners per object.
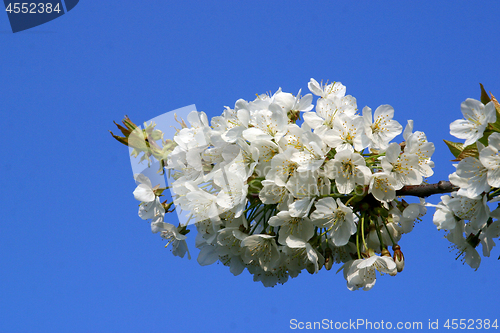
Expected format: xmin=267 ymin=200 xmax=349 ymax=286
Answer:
xmin=396 ymin=181 xmax=458 ymax=198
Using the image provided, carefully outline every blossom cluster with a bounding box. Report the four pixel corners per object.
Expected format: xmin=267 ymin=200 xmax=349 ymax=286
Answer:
xmin=430 ymin=97 xmax=500 ymax=269
xmin=126 ymin=79 xmax=436 ymax=290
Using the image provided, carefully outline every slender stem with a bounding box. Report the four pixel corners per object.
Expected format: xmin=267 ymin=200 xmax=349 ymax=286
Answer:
xmin=361 ymin=213 xmax=368 ymax=252
xmin=345 ymin=195 xmax=357 ymax=206
xmin=356 ymin=219 xmax=361 ymax=259
xmin=248 ymin=205 xmax=267 ymax=229
xmin=382 ymin=219 xmax=397 ymax=246
xmin=488 ymin=188 xmax=500 ymax=201
xmin=317 ymin=193 xmax=352 ymax=199
xmin=249 ymin=206 xmax=268 ymax=234
xmin=244 ymin=200 xmax=261 ymax=215
xmin=319 ymin=225 xmax=334 ymax=238
xmin=373 ymin=217 xmax=385 ymax=250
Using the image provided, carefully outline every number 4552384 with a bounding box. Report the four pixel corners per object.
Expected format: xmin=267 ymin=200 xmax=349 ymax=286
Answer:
xmin=443 ymin=319 xmax=498 ymax=330
xmin=6 ymin=3 xmax=61 ymax=14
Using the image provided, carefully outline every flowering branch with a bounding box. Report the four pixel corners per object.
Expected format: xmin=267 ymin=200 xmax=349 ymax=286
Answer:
xmin=112 ymin=79 xmax=500 ymax=291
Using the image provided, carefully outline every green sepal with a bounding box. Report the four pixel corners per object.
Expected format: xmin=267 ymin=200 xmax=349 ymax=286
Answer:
xmin=443 ymin=140 xmax=464 ymax=158
xmin=247 ymin=177 xmax=264 ymax=195
xmin=485 ymin=119 xmax=500 ymax=134
xmin=326 ymin=148 xmax=336 ymax=160
xmin=154 ymin=187 xmax=166 ymax=196
xmin=454 ymin=143 xmax=479 ymax=161
xmin=110 ymin=116 xmax=140 ymax=147
xmin=480 ymin=83 xmax=491 ymax=105
xmin=109 ymin=131 xmax=129 ymax=146
xmin=113 ymin=121 xmax=131 ymax=137
xmin=122 ymin=116 xmax=138 ymax=132
xmin=177 ymin=224 xmax=190 ymax=236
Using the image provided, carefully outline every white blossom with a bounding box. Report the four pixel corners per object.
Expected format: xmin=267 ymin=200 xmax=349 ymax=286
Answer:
xmin=242 ymin=104 xmax=288 ymax=143
xmin=290 ymin=130 xmax=327 ymax=172
xmin=403 ymin=120 xmax=435 ymax=177
xmin=152 ymin=220 xmax=191 ymax=259
xmin=363 ymin=105 xmax=403 ymax=150
xmin=268 ymin=211 xmax=315 ymax=245
xmin=395 ymin=199 xmax=427 ymax=233
xmin=381 ymin=142 xmax=422 ymax=189
xmin=324 ymin=149 xmax=371 ymax=194
xmin=285 ymin=235 xmax=323 ymax=274
xmin=310 ymin=198 xmax=357 ymax=246
xmin=345 ymin=256 xmax=397 ymax=291
xmin=446 ymin=193 xmax=489 ymax=229
xmin=133 ymin=173 xmax=156 ymax=203
xmin=450 ymin=99 xmax=496 ymax=146
xmin=479 ymin=220 xmax=500 ymax=257
xmin=322 ymin=113 xmax=369 ymax=152
xmin=308 ymin=78 xmax=346 ymax=99
xmin=479 ymin=132 xmax=500 ymax=187
xmin=369 ymin=173 xmax=398 ymax=202
xmin=446 ymin=220 xmax=481 ymax=270
xmin=453 ymin=156 xmax=490 ymax=198
xmin=241 ymin=234 xmax=280 ymax=271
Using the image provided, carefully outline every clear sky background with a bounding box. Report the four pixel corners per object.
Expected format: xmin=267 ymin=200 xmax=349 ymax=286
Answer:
xmin=1 ymin=1 xmax=500 ymax=332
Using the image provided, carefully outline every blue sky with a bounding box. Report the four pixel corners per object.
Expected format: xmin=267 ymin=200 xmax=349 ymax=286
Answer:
xmin=1 ymin=1 xmax=500 ymax=332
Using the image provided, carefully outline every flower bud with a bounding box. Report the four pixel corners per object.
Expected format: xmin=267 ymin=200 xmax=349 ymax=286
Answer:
xmin=381 ymin=248 xmax=397 ymax=276
xmin=392 ymin=244 xmax=404 ymax=272
xmin=247 ymin=177 xmax=263 ymax=195
xmin=324 ymin=248 xmax=333 ymax=271
xmin=306 ymin=262 xmax=316 ymax=275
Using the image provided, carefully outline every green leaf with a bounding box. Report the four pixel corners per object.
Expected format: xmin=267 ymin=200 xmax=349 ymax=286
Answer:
xmin=454 ymin=143 xmax=479 ymax=161
xmin=443 ymin=140 xmax=464 ymax=158
xmin=480 ymin=83 xmax=491 ymax=105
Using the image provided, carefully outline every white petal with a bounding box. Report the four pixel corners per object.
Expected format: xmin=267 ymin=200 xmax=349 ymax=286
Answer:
xmin=134 ymin=173 xmax=152 ymax=188
xmin=197 ymin=245 xmax=219 ymax=266
xmin=303 ymin=111 xmax=325 ymax=129
xmin=133 ymin=184 xmax=155 ymax=202
xmin=285 ymin=235 xmax=306 ymax=248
